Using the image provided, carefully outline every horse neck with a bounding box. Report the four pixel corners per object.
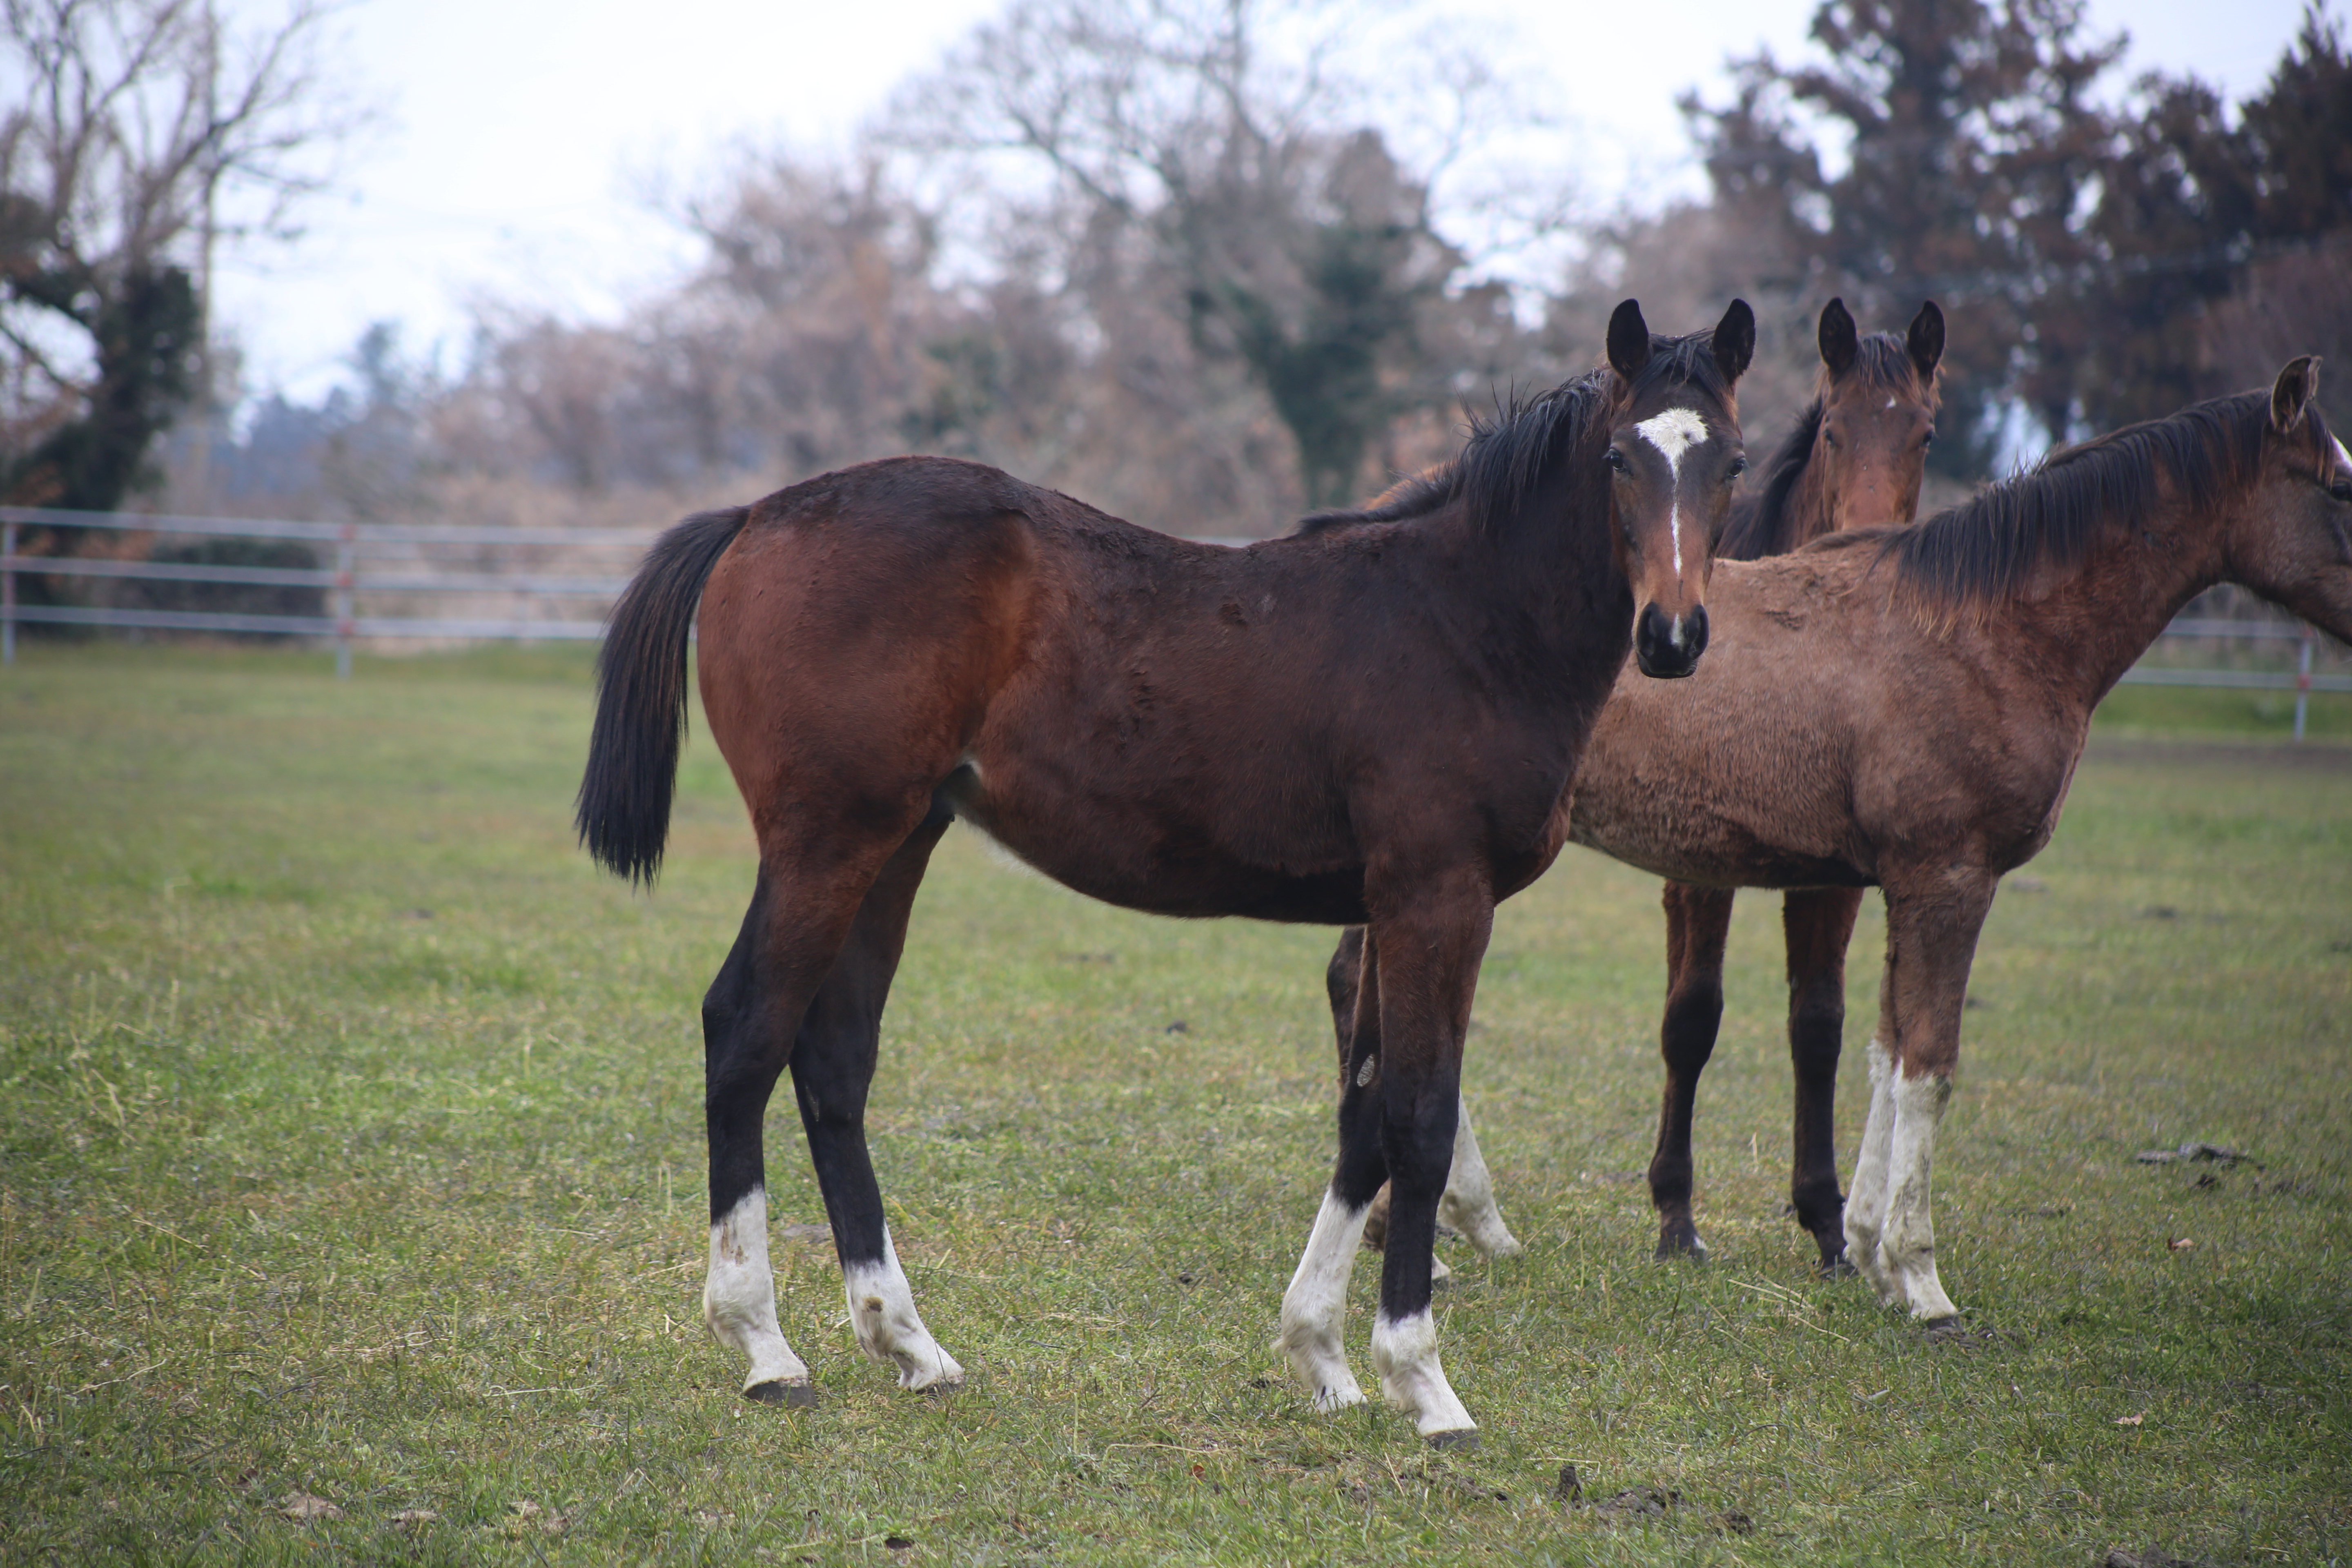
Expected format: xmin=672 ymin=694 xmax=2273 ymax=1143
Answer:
xmin=1781 ymin=443 xmax=1843 ymax=550
xmin=1481 ymin=468 xmax=1633 ymax=681
xmin=1984 ymin=487 xmax=2234 ymax=706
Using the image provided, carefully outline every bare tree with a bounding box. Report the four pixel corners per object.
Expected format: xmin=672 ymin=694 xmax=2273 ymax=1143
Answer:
xmin=0 ymin=0 xmax=366 ymax=512
xmin=890 ymin=0 xmax=1554 ymax=508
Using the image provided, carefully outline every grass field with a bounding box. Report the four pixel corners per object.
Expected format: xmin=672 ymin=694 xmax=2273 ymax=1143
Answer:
xmin=2 ymin=642 xmax=2348 ymax=1566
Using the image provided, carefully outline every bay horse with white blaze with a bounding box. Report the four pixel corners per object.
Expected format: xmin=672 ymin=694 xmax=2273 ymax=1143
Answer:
xmin=1339 ymin=296 xmax=1945 ymax=1275
xmin=1432 ymin=359 xmax=2351 ymax=1323
xmin=576 ymin=300 xmax=1757 ymax=1444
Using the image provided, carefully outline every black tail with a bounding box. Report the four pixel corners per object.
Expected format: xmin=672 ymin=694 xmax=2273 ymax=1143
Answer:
xmin=576 ymin=507 xmax=751 ymax=884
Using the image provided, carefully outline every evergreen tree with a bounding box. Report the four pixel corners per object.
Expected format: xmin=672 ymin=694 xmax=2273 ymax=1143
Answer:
xmin=1685 ymin=0 xmax=2122 ymax=474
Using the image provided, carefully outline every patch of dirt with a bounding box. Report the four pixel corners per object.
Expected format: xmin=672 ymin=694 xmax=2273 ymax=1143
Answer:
xmin=503 ymin=1500 xmax=570 ymax=1537
xmin=1596 ymin=1486 xmax=1680 ymax=1520
xmin=2135 ymin=1142 xmax=2258 ymax=1168
xmin=280 ymin=1492 xmax=342 ymax=1522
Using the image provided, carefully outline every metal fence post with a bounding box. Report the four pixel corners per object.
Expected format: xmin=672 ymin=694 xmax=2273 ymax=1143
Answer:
xmin=334 ymin=523 xmax=356 ymax=680
xmin=3 ymin=519 xmax=16 ymax=667
xmin=2295 ymin=626 xmax=2313 ymax=743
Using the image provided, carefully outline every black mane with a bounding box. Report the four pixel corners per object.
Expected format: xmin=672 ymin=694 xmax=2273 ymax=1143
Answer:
xmin=1815 ymin=389 xmax=2318 ymax=612
xmin=1293 ymin=331 xmax=1738 ymax=540
xmin=1719 ymin=332 xmax=1935 ymax=561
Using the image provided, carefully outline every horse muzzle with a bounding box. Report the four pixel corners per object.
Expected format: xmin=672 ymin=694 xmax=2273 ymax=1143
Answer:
xmin=1635 ymin=602 xmax=1708 ymax=679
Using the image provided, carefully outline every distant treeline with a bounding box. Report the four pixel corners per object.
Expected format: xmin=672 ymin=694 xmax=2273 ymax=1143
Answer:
xmin=9 ymin=0 xmax=2350 ymax=541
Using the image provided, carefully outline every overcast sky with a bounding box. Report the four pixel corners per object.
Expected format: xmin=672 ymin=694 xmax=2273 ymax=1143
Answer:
xmin=212 ymin=0 xmax=2316 ymax=400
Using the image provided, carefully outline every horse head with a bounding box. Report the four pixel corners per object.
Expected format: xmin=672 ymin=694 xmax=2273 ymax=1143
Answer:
xmin=2237 ymin=356 xmax=2352 ymax=645
xmin=1604 ymin=297 xmax=1753 ymax=678
xmin=1813 ymin=297 xmax=1943 ymax=533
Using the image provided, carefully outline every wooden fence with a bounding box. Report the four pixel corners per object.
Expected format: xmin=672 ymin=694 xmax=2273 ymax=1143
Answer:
xmin=5 ymin=505 xmax=2346 ymax=737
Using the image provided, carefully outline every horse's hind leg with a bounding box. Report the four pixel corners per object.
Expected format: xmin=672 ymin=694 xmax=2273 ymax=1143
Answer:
xmin=792 ymin=802 xmax=962 ymax=1390
xmin=1648 ymin=882 xmax=1734 ymax=1260
xmin=701 ymin=815 xmax=925 ymax=1405
xmin=1783 ymin=887 xmax=1864 ymax=1275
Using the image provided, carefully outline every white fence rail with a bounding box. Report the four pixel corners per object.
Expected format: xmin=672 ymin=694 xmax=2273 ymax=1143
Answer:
xmin=4 ymin=505 xmax=2346 ymax=736
xmin=2 ymin=505 xmax=648 ymax=678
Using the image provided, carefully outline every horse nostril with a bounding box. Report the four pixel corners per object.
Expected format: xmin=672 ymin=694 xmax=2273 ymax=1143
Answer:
xmin=1635 ymin=602 xmax=1707 ymax=678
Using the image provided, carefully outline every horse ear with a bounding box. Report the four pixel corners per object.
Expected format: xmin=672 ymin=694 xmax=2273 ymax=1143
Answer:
xmin=1907 ymin=301 xmax=1945 ymax=379
xmin=1817 ymin=297 xmax=1858 ymax=376
xmin=2272 ymin=356 xmax=2321 ymax=434
xmin=1714 ymin=298 xmax=1755 ymax=384
xmin=1607 ymin=300 xmax=1651 ymax=381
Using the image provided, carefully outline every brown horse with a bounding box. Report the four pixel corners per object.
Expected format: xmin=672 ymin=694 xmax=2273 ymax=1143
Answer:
xmin=1339 ymin=297 xmax=1944 ymax=1274
xmin=575 ymin=299 xmax=1757 ymax=1444
xmin=1646 ymin=297 xmax=1944 ymax=1270
xmin=1439 ymin=360 xmax=2348 ymax=1323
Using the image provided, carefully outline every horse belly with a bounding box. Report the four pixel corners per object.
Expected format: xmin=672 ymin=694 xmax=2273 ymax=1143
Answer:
xmin=1566 ymin=700 xmax=1870 ymax=891
xmin=943 ymin=769 xmax=1370 ymax=924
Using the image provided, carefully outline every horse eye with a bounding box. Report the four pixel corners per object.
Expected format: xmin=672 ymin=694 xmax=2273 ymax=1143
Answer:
xmin=2332 ymin=478 xmax=2352 ymax=503
xmin=1922 ymin=428 xmax=1937 ymax=448
xmin=1726 ymin=457 xmax=1747 ymax=480
xmin=1604 ymin=448 xmax=1628 ymax=472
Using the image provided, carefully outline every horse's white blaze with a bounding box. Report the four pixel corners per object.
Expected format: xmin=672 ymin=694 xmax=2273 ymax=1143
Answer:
xmin=1277 ymin=1189 xmax=1368 ymax=1412
xmin=843 ymin=1227 xmax=964 ymax=1389
xmin=1372 ymin=1307 xmax=1475 ymax=1438
xmin=1879 ymin=1069 xmax=1959 ymax=1320
xmin=1437 ymin=1095 xmax=1523 ymax=1258
xmin=703 ymin=1187 xmax=811 ymax=1392
xmin=1635 ymin=406 xmax=1709 ymax=574
xmin=1843 ymin=1040 xmax=1900 ymax=1305
xmin=2334 ymin=434 xmax=2352 ymax=475
xmin=1635 ymin=406 xmax=1708 ymax=465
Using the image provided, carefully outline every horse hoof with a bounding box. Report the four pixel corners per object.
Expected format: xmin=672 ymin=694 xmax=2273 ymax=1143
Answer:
xmin=1653 ymin=1233 xmax=1709 ymax=1263
xmin=745 ymin=1379 xmax=817 ymax=1408
xmin=1820 ymin=1255 xmax=1858 ymax=1280
xmin=1424 ymin=1427 xmax=1480 ymax=1452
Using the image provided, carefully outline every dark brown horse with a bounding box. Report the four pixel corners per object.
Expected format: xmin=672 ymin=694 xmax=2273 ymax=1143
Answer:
xmin=1439 ymin=360 xmax=2350 ymax=1322
xmin=1339 ymin=298 xmax=1944 ymax=1275
xmin=576 ymin=300 xmax=1757 ymax=1444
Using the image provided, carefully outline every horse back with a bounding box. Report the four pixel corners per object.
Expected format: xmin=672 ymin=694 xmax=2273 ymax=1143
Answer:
xmin=1569 ymin=550 xmax=2087 ymax=889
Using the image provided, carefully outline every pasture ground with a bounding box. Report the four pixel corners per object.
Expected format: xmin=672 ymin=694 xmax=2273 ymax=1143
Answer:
xmin=2 ymin=642 xmax=2348 ymax=1566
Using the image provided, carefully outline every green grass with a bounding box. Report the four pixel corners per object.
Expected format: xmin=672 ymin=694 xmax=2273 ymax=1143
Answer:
xmin=2 ymin=641 xmax=2348 ymax=1565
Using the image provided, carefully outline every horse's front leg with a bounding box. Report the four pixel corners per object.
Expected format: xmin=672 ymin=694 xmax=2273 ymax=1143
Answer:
xmin=1844 ymin=873 xmax=1993 ymax=1321
xmin=1326 ymin=929 xmax=1517 ymax=1272
xmin=1367 ymin=878 xmax=1491 ymax=1446
xmin=1783 ymin=886 xmax=1864 ymax=1274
